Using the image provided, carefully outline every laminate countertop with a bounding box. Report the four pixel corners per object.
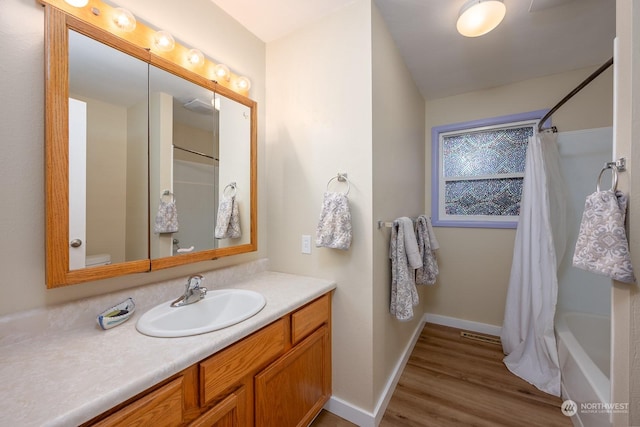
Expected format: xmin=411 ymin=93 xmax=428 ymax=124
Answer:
xmin=0 ymin=261 xmax=336 ymax=427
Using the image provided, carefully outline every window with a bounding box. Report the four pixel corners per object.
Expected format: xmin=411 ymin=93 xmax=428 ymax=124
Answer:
xmin=431 ymin=110 xmax=548 ymax=229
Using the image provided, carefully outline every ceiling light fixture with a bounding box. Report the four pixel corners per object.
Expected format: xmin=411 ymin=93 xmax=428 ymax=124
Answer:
xmin=456 ymin=0 xmax=506 ymax=37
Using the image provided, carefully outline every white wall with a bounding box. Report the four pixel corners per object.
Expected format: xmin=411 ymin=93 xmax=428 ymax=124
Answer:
xmin=424 ymin=66 xmax=613 ymax=327
xmin=0 ymin=0 xmax=266 ymax=316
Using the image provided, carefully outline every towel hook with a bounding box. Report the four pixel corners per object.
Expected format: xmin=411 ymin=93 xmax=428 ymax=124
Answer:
xmin=223 ymin=182 xmax=237 ymax=197
xmin=326 ymin=173 xmax=350 ymax=196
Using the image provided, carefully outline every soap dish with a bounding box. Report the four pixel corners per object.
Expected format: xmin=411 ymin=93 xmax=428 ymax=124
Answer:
xmin=97 ymin=298 xmax=135 ymax=330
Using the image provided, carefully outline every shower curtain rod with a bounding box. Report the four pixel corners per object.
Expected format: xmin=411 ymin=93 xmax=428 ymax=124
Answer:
xmin=173 ymin=145 xmax=219 ymax=161
xmin=538 ymin=57 xmax=614 ymax=132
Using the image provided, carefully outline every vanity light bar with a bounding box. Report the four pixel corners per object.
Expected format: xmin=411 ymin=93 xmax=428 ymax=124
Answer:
xmin=41 ymin=0 xmax=251 ymax=96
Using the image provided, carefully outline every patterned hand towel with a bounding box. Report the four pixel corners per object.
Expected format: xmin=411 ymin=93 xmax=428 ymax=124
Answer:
xmin=390 ymin=217 xmax=421 ymax=321
xmin=215 ymin=195 xmax=241 ymax=239
xmin=153 ymin=198 xmax=178 ymax=234
xmin=573 ymin=190 xmax=635 ymax=283
xmin=415 ymin=215 xmax=439 ymax=285
xmin=315 ymin=192 xmax=352 ymax=250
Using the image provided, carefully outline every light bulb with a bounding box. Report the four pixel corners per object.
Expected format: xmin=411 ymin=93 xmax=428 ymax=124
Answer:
xmin=213 ymin=64 xmax=230 ymax=81
xmin=153 ymin=30 xmax=175 ymax=52
xmin=64 ymin=0 xmax=89 ymax=7
xmin=234 ymin=76 xmax=251 ymax=91
xmin=113 ymin=8 xmax=136 ymax=32
xmin=187 ymin=49 xmax=204 ymax=66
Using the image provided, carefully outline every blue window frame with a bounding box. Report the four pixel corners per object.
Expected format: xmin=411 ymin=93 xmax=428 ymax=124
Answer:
xmin=431 ymin=110 xmax=549 ymax=229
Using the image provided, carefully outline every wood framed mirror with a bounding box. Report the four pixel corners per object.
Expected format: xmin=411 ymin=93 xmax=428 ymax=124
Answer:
xmin=42 ymin=0 xmax=257 ymax=288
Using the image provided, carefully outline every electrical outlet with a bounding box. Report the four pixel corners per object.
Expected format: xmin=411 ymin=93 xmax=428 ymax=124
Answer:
xmin=301 ymin=235 xmax=312 ymax=254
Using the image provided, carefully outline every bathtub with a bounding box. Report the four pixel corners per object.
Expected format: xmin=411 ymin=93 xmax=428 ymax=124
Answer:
xmin=556 ymin=311 xmax=611 ymax=427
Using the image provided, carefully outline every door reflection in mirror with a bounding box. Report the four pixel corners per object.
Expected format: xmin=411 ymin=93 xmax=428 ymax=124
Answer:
xmin=68 ymin=30 xmax=149 ymax=270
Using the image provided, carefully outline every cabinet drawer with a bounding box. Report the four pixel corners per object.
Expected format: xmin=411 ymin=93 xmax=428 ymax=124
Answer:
xmin=92 ymin=377 xmax=184 ymax=427
xmin=291 ymin=294 xmax=330 ymax=345
xmin=189 ymin=386 xmax=246 ymax=427
xmin=200 ymin=319 xmax=287 ymax=406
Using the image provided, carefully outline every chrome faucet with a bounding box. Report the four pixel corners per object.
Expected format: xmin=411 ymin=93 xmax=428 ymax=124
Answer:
xmin=170 ymin=275 xmax=207 ymax=307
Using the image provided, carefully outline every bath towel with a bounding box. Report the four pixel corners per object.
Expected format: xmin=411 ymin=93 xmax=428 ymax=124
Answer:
xmin=215 ymin=194 xmax=241 ymax=239
xmin=573 ymin=190 xmax=635 ymax=283
xmin=389 ymin=217 xmax=422 ymax=321
xmin=153 ymin=198 xmax=178 ymax=234
xmin=315 ymin=192 xmax=352 ymax=250
xmin=415 ymin=215 xmax=439 ymax=285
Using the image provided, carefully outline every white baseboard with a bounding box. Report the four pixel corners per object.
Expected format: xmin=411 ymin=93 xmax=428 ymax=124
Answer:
xmin=324 ymin=396 xmax=375 ymax=427
xmin=324 ymin=317 xmax=426 ymax=427
xmin=423 ymin=313 xmax=502 ymax=337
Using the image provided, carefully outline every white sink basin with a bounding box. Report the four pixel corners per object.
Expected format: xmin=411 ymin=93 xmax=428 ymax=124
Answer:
xmin=136 ymin=289 xmax=266 ymax=338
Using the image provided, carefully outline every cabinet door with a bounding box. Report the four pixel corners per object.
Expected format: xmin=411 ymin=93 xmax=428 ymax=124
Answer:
xmin=255 ymin=326 xmax=330 ymax=427
xmin=189 ymin=387 xmax=246 ymax=427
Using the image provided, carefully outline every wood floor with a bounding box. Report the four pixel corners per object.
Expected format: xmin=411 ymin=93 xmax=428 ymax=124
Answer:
xmin=311 ymin=323 xmax=572 ymax=427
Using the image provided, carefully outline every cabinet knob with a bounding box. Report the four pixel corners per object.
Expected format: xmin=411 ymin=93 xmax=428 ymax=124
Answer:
xmin=70 ymin=239 xmax=83 ymax=248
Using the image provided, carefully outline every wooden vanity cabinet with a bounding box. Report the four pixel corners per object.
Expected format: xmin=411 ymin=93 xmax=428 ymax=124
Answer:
xmin=83 ymin=293 xmax=331 ymax=427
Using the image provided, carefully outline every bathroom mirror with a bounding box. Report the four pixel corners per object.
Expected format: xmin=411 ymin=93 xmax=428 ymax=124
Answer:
xmin=43 ymin=1 xmax=257 ymax=287
xmin=148 ymin=65 xmax=252 ymax=260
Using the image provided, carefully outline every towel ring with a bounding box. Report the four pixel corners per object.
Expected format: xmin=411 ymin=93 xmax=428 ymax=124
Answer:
xmin=326 ymin=173 xmax=350 ymax=196
xmin=161 ymin=190 xmax=175 ymax=201
xmin=223 ymin=182 xmax=237 ymax=197
xmin=596 ymin=165 xmax=618 ymax=192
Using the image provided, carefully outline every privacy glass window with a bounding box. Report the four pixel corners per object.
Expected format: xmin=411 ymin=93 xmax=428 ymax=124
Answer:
xmin=431 ymin=111 xmax=547 ymax=228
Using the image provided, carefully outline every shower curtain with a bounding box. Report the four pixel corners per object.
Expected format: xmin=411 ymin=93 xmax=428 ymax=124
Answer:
xmin=501 ymin=130 xmax=567 ymax=397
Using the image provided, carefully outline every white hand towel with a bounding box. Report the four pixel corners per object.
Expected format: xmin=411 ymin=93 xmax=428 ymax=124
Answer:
xmin=315 ymin=192 xmax=352 ymax=250
xmin=153 ymin=198 xmax=178 ymax=234
xmin=573 ymin=190 xmax=635 ymax=283
xmin=215 ymin=195 xmax=241 ymax=239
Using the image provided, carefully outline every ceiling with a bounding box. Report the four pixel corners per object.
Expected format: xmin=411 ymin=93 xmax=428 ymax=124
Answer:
xmin=210 ymin=0 xmax=615 ymax=100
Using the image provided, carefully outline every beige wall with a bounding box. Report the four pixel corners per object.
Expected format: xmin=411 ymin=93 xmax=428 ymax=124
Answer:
xmin=0 ymin=0 xmax=266 ymax=316
xmin=266 ymin=0 xmax=375 ymax=411
xmin=371 ymin=3 xmax=427 ymax=410
xmin=266 ymin=0 xmax=426 ymax=415
xmin=425 ymin=66 xmax=614 ymax=327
